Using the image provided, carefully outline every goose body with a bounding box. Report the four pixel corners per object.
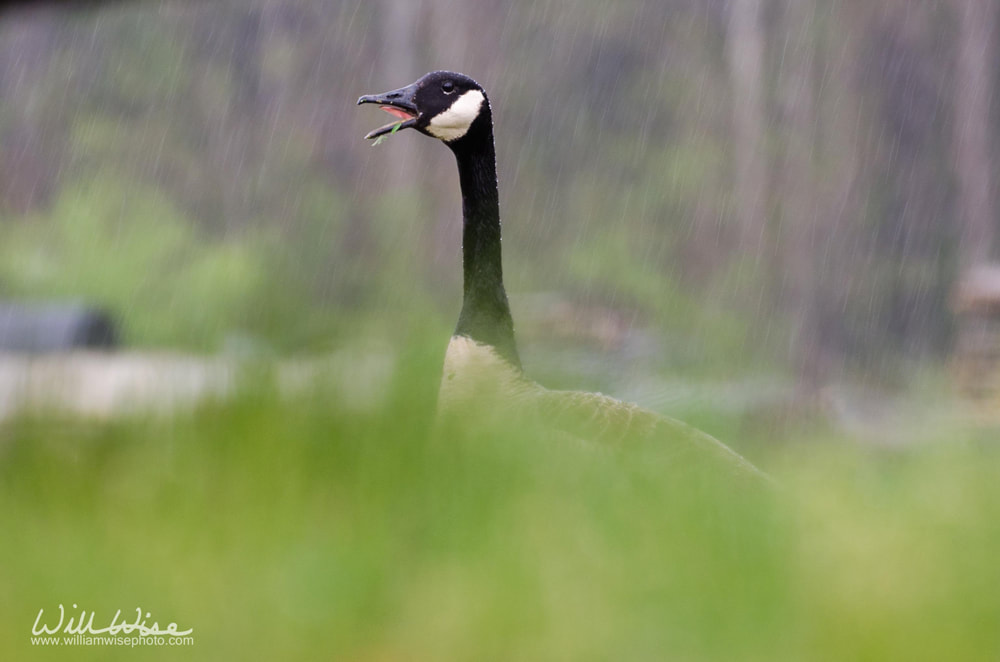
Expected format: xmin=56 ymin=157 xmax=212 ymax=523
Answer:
xmin=359 ymin=71 xmax=765 ymax=480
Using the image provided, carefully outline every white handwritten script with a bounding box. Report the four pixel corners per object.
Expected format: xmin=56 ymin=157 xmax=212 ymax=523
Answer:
xmin=32 ymin=604 xmax=193 ymax=638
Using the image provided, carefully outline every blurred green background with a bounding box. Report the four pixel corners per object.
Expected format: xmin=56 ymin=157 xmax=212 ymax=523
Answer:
xmin=2 ymin=0 xmax=1000 ymax=659
xmin=0 ymin=0 xmax=988 ymax=375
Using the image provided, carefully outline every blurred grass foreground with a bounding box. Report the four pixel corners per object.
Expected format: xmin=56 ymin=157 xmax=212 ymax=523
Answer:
xmin=2 ymin=339 xmax=1000 ymax=661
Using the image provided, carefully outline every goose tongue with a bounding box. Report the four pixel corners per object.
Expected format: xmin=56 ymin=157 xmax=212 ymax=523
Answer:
xmin=380 ymin=106 xmax=413 ymax=120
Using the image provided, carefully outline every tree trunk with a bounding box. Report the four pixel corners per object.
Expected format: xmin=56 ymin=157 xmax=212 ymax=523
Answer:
xmin=381 ymin=0 xmax=421 ymax=187
xmin=0 ymin=10 xmax=58 ymax=214
xmin=726 ymin=0 xmax=768 ymax=253
xmin=952 ymin=0 xmax=996 ymax=268
xmin=775 ymin=0 xmax=825 ymax=397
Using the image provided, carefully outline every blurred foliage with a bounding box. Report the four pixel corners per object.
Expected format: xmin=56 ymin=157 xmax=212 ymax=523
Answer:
xmin=0 ymin=174 xmax=267 ymax=348
xmin=0 ymin=0 xmax=968 ymax=369
xmin=0 ymin=0 xmax=987 ymax=381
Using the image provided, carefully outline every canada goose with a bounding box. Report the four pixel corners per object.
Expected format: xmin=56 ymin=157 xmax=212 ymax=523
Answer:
xmin=359 ymin=71 xmax=765 ymax=480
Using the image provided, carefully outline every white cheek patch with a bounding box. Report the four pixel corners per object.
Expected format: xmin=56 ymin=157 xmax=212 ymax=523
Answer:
xmin=427 ymin=89 xmax=486 ymax=142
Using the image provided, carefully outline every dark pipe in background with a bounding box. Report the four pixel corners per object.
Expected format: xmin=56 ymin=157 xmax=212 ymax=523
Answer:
xmin=0 ymin=303 xmax=119 ymax=352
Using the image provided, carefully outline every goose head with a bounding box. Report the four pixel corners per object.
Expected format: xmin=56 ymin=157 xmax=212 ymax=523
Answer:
xmin=358 ymin=71 xmax=490 ymax=145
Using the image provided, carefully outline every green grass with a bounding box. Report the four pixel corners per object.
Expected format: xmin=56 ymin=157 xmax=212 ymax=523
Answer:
xmin=1 ymin=347 xmax=999 ymax=660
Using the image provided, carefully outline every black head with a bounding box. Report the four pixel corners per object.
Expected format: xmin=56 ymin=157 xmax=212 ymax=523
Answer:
xmin=358 ymin=71 xmax=491 ymax=145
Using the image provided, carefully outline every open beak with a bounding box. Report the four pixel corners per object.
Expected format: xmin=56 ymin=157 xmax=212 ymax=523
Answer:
xmin=357 ymin=82 xmax=420 ymax=140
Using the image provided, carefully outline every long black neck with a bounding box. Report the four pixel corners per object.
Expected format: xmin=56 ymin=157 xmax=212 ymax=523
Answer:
xmin=449 ymin=116 xmax=520 ymax=369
